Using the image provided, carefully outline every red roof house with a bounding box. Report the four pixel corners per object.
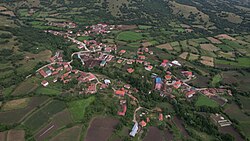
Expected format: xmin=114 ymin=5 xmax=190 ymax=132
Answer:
xmin=173 ymin=80 xmax=182 ymax=89
xmin=139 ymin=120 xmax=147 ymax=127
xmin=39 ymin=69 xmax=48 ymax=78
xmin=127 ymin=68 xmax=134 ymax=73
xmin=115 ymin=90 xmax=125 ymax=97
xmin=159 ymin=113 xmax=163 ymax=121
xmin=165 ymin=75 xmax=172 ymax=80
xmin=41 ymin=80 xmax=49 ymax=87
xmin=186 ymin=90 xmax=196 ymax=98
xmin=118 ymin=105 xmax=127 ymax=116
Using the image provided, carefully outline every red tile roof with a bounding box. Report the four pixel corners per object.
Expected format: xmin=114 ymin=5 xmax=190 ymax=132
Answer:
xmin=139 ymin=120 xmax=147 ymax=127
xmin=39 ymin=69 xmax=47 ymax=78
xmin=118 ymin=105 xmax=127 ymax=116
xmin=115 ymin=90 xmax=125 ymax=96
xmin=127 ymin=68 xmax=134 ymax=73
xmin=159 ymin=113 xmax=163 ymax=121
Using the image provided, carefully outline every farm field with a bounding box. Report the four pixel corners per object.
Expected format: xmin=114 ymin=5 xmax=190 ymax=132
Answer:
xmin=35 ymin=109 xmax=73 ymax=141
xmin=143 ymin=127 xmax=164 ymax=141
xmin=84 ymin=117 xmax=119 ymax=141
xmin=23 ymin=100 xmax=66 ymax=132
xmin=50 ymin=125 xmax=82 ymax=141
xmin=215 ymin=57 xmax=250 ymax=68
xmin=195 ymin=95 xmax=219 ymax=107
xmin=1 ymin=98 xmax=30 ymax=111
xmin=68 ymin=96 xmax=95 ymax=121
xmin=116 ymin=31 xmax=143 ymax=42
xmin=0 ymin=96 xmax=49 ymax=124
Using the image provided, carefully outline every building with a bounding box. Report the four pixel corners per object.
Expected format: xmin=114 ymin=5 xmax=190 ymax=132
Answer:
xmin=115 ymin=90 xmax=125 ymax=97
xmin=165 ymin=75 xmax=172 ymax=80
xmin=118 ymin=105 xmax=127 ymax=116
xmin=139 ymin=120 xmax=147 ymax=127
xmin=129 ymin=122 xmax=138 ymax=137
xmin=119 ymin=50 xmax=126 ymax=55
xmin=171 ymin=60 xmax=181 ymax=66
xmin=127 ymin=68 xmax=134 ymax=73
xmin=145 ymin=65 xmax=153 ymax=71
xmin=173 ymin=80 xmax=182 ymax=89
xmin=100 ymin=60 xmax=106 ymax=67
xmin=186 ymin=90 xmax=196 ymax=98
xmin=41 ymin=80 xmax=49 ymax=87
xmin=160 ymin=60 xmax=169 ymax=67
xmin=39 ymin=69 xmax=50 ymax=78
xmin=182 ymin=71 xmax=193 ymax=78
xmin=159 ymin=113 xmax=163 ymax=121
xmin=104 ymin=79 xmax=111 ymax=85
xmin=155 ymin=77 xmax=163 ymax=90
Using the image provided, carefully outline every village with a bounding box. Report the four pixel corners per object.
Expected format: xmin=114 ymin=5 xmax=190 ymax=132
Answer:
xmin=35 ymin=22 xmax=234 ymax=138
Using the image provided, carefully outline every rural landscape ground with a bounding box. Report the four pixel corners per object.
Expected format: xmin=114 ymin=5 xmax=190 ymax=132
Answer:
xmin=0 ymin=0 xmax=250 ymax=141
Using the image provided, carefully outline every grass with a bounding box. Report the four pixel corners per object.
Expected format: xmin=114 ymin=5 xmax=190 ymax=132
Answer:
xmin=211 ymin=74 xmax=222 ymax=87
xmin=68 ymin=96 xmax=95 ymax=121
xmin=138 ymin=25 xmax=152 ymax=30
xmin=117 ymin=31 xmax=143 ymax=42
xmin=216 ymin=57 xmax=250 ymax=68
xmin=23 ymin=100 xmax=66 ymax=132
xmin=2 ymin=98 xmax=30 ymax=111
xmin=35 ymin=87 xmax=61 ymax=95
xmin=217 ymin=44 xmax=234 ymax=52
xmin=170 ymin=41 xmax=179 ymax=47
xmin=195 ymin=95 xmax=219 ymax=107
xmin=11 ymin=77 xmax=39 ymax=96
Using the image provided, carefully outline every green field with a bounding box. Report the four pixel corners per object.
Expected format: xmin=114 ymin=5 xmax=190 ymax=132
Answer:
xmin=35 ymin=87 xmax=61 ymax=95
xmin=217 ymin=44 xmax=234 ymax=52
xmin=23 ymin=100 xmax=66 ymax=132
xmin=117 ymin=31 xmax=143 ymax=42
xmin=211 ymin=74 xmax=222 ymax=87
xmin=195 ymin=95 xmax=219 ymax=107
xmin=138 ymin=25 xmax=152 ymax=30
xmin=216 ymin=57 xmax=250 ymax=68
xmin=76 ymin=36 xmax=92 ymax=41
xmin=68 ymin=96 xmax=95 ymax=121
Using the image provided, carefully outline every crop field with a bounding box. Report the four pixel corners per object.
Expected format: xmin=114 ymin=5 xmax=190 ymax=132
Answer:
xmin=23 ymin=100 xmax=66 ymax=132
xmin=35 ymin=87 xmax=61 ymax=95
xmin=50 ymin=125 xmax=82 ymax=141
xmin=143 ymin=127 xmax=164 ymax=141
xmin=0 ymin=96 xmax=49 ymax=124
xmin=68 ymin=96 xmax=95 ymax=121
xmin=76 ymin=36 xmax=92 ymax=41
xmin=2 ymin=98 xmax=30 ymax=111
xmin=188 ymin=75 xmax=210 ymax=88
xmin=200 ymin=44 xmax=220 ymax=52
xmin=188 ymin=53 xmax=199 ymax=60
xmin=215 ymin=34 xmax=236 ymax=41
xmin=6 ymin=130 xmax=25 ymax=141
xmin=207 ymin=37 xmax=222 ymax=44
xmin=172 ymin=116 xmax=189 ymax=138
xmin=215 ymin=57 xmax=250 ymax=68
xmin=117 ymin=31 xmax=143 ymax=42
xmin=35 ymin=109 xmax=73 ymax=141
xmin=219 ymin=126 xmax=244 ymax=141
xmin=238 ymin=95 xmax=250 ymax=112
xmin=200 ymin=56 xmax=214 ymax=67
xmin=211 ymin=74 xmax=222 ymax=87
xmin=179 ymin=52 xmax=188 ymax=60
xmin=195 ymin=95 xmax=219 ymax=107
xmin=156 ymin=43 xmax=174 ymax=51
xmin=84 ymin=117 xmax=119 ymax=141
xmin=11 ymin=77 xmax=39 ymax=96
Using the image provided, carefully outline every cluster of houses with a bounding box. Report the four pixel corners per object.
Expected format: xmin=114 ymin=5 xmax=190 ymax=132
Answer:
xmin=84 ymin=23 xmax=115 ymax=35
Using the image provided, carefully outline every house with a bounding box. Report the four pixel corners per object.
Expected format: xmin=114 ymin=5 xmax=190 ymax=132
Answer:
xmin=160 ymin=60 xmax=169 ymax=67
xmin=48 ymin=65 xmax=55 ymax=71
xmin=41 ymin=80 xmax=49 ymax=87
xmin=100 ymin=60 xmax=106 ymax=67
xmin=171 ymin=60 xmax=181 ymax=66
xmin=186 ymin=90 xmax=196 ymax=98
xmin=87 ymin=83 xmax=96 ymax=94
xmin=165 ymin=75 xmax=172 ymax=80
xmin=159 ymin=113 xmax=163 ymax=121
xmin=138 ymin=55 xmax=146 ymax=60
xmin=117 ymin=59 xmax=123 ymax=63
xmin=139 ymin=120 xmax=147 ymax=127
xmin=104 ymin=79 xmax=111 ymax=85
xmin=173 ymin=80 xmax=182 ymax=89
xmin=182 ymin=71 xmax=193 ymax=78
xmin=118 ymin=105 xmax=127 ymax=116
xmin=119 ymin=50 xmax=126 ymax=55
xmin=124 ymin=84 xmax=131 ymax=89
xmin=127 ymin=68 xmax=134 ymax=73
xmin=115 ymin=90 xmax=125 ymax=97
xmin=155 ymin=77 xmax=163 ymax=90
xmin=39 ymin=69 xmax=48 ymax=78
xmin=129 ymin=122 xmax=138 ymax=137
xmin=88 ymin=74 xmax=96 ymax=81
xmin=136 ymin=60 xmax=144 ymax=64
xmin=145 ymin=65 xmax=153 ymax=71
xmin=146 ymin=117 xmax=150 ymax=123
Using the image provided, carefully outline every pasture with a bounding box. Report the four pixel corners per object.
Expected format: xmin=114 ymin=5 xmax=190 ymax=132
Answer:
xmin=200 ymin=44 xmax=220 ymax=52
xmin=68 ymin=96 xmax=95 ymax=121
xmin=143 ymin=127 xmax=164 ymax=141
xmin=117 ymin=31 xmax=143 ymax=42
xmin=156 ymin=43 xmax=174 ymax=51
xmin=195 ymin=95 xmax=219 ymax=107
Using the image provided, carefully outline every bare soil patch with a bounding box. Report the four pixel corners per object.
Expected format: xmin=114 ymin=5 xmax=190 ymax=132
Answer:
xmin=0 ymin=6 xmax=7 ymax=11
xmin=179 ymin=52 xmax=188 ymax=60
xmin=215 ymin=34 xmax=236 ymax=41
xmin=156 ymin=43 xmax=173 ymax=51
xmin=84 ymin=117 xmax=119 ymax=141
xmin=219 ymin=126 xmax=244 ymax=141
xmin=207 ymin=37 xmax=222 ymax=44
xmin=7 ymin=130 xmax=25 ymax=141
xmin=200 ymin=44 xmax=220 ymax=52
xmin=200 ymin=56 xmax=214 ymax=67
